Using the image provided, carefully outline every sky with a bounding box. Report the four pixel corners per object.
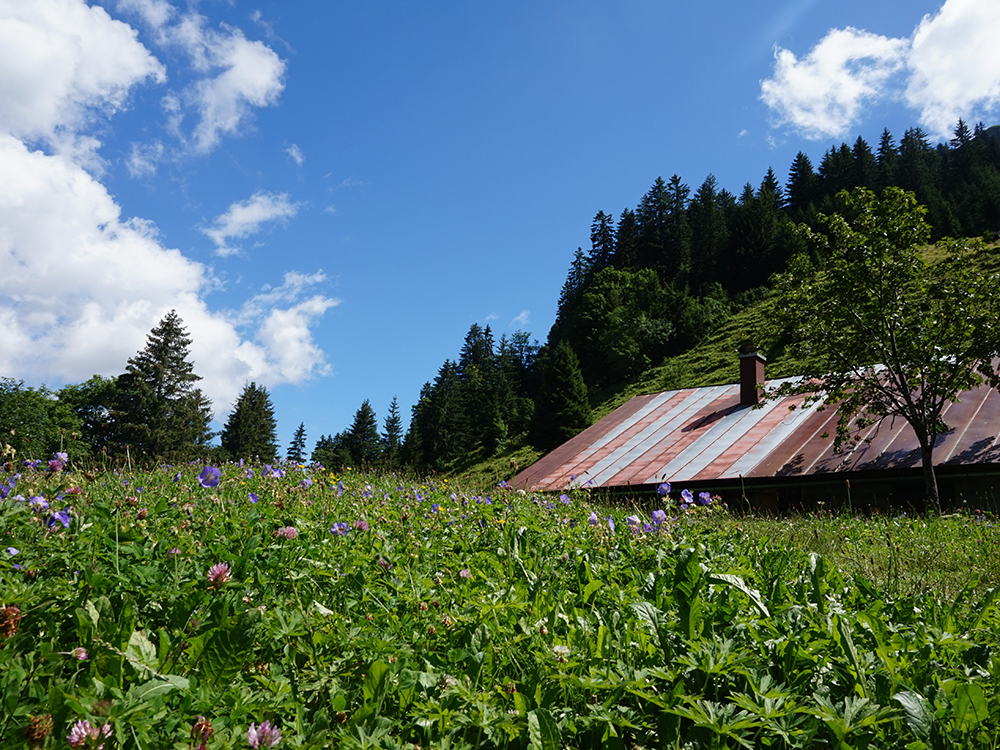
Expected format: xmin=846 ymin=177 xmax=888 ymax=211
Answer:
xmin=3 ymin=0 xmax=1000 ymax=455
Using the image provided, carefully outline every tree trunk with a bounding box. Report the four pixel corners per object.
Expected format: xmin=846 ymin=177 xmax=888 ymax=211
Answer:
xmin=919 ymin=441 xmax=941 ymax=516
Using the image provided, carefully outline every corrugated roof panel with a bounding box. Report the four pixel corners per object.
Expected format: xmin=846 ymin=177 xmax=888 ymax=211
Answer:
xmin=510 ymin=374 xmax=1000 ymax=493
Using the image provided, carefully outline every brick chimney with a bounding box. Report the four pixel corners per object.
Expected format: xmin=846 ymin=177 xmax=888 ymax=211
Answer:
xmin=738 ymin=341 xmax=766 ymax=407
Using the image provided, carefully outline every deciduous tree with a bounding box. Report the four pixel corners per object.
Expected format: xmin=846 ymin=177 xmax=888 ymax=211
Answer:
xmin=772 ymin=187 xmax=1000 ymax=512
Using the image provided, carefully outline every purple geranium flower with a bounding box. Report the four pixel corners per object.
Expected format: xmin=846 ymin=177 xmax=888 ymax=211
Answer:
xmin=198 ymin=466 xmax=221 ymax=488
xmin=589 ymin=511 xmax=598 ymax=526
xmin=651 ymin=509 xmax=667 ymax=526
xmin=248 ymin=492 xmax=259 ymax=504
xmin=657 ymin=482 xmax=671 ymax=496
xmin=49 ymin=508 xmax=72 ymax=528
xmin=681 ymin=489 xmax=693 ymax=504
xmin=331 ymin=522 xmax=350 ymax=536
xmin=28 ymin=496 xmax=48 ymax=512
xmin=698 ymin=492 xmax=712 ymax=505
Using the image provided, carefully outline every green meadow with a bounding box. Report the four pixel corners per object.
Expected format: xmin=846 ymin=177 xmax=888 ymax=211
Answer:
xmin=3 ymin=459 xmax=1000 ymax=749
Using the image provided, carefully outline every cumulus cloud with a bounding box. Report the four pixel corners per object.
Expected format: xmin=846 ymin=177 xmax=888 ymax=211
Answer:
xmin=761 ymin=0 xmax=1000 ymax=140
xmin=203 ymin=191 xmax=301 ymax=256
xmin=0 ymin=0 xmax=165 ymax=160
xmin=118 ymin=0 xmax=286 ymax=157
xmin=0 ymin=0 xmax=334 ymax=414
xmin=760 ymin=28 xmax=907 ymax=140
xmin=905 ymin=0 xmax=1000 ymax=137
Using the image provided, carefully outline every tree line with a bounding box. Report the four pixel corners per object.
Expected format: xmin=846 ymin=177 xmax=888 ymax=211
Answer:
xmin=4 ymin=120 xmax=999 ymax=471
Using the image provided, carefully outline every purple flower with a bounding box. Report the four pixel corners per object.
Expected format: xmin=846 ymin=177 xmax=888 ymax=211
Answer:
xmin=70 ymin=647 xmax=89 ymax=660
xmin=657 ymin=482 xmax=671 ymax=496
xmin=168 ymin=547 xmax=181 ymax=557
xmin=331 ymin=522 xmax=350 ymax=536
xmin=49 ymin=508 xmax=72 ymax=528
xmin=559 ymin=494 xmax=571 ymax=504
xmin=459 ymin=568 xmax=471 ymax=579
xmin=248 ymin=492 xmax=259 ymax=504
xmin=6 ymin=547 xmax=17 ymax=556
xmin=431 ymin=503 xmax=440 ymax=513
xmin=28 ymin=496 xmax=48 ymax=512
xmin=207 ymin=562 xmax=232 ymax=588
xmin=679 ymin=503 xmax=690 ymax=512
xmin=337 ymin=480 xmax=344 ymax=496
xmin=698 ymin=492 xmax=712 ymax=505
xmin=625 ymin=514 xmax=640 ymax=530
xmin=247 ymin=720 xmax=282 ymax=748
xmin=607 ymin=516 xmax=615 ymax=533
xmin=48 ymin=459 xmax=64 ymax=472
xmin=67 ymin=720 xmax=112 ymax=749
xmin=588 ymin=511 xmax=598 ymax=526
xmin=55 ymin=451 xmax=68 ymax=462
xmin=275 ymin=526 xmax=298 ymax=540
xmin=198 ymin=466 xmax=221 ymax=488
xmin=353 ymin=519 xmax=369 ymax=531
xmin=681 ymin=489 xmax=693 ymax=504
xmin=651 ymin=509 xmax=667 ymax=526
xmin=173 ymin=471 xmax=182 ymax=482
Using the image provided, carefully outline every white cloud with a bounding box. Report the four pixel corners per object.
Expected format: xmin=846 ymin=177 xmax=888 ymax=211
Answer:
xmin=0 ymin=1 xmax=335 ymax=415
xmin=0 ymin=0 xmax=165 ymax=160
xmin=285 ymin=143 xmax=304 ymax=165
xmin=510 ymin=310 xmax=531 ymax=327
xmin=203 ymin=191 xmax=301 ymax=257
xmin=760 ymin=28 xmax=907 ymax=140
xmin=906 ymin=0 xmax=1000 ymax=137
xmin=761 ymin=0 xmax=1000 ymax=141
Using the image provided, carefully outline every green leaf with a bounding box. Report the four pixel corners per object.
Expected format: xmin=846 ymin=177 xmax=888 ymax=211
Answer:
xmin=194 ymin=608 xmax=260 ymax=687
xmin=952 ymin=683 xmax=989 ymax=733
xmin=707 ymin=573 xmax=770 ymax=618
xmin=127 ymin=674 xmax=189 ymax=703
xmin=528 ymin=707 xmax=560 ymax=750
xmin=363 ymin=659 xmax=391 ymax=706
xmin=893 ymin=690 xmax=933 ymax=742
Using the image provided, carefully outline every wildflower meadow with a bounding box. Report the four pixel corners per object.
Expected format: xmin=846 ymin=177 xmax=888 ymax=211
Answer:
xmin=3 ymin=456 xmax=1000 ymax=748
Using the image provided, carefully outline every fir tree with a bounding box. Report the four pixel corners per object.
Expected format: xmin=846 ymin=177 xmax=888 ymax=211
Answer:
xmin=287 ymin=422 xmax=307 ymax=463
xmin=381 ymin=397 xmax=403 ymax=469
xmin=346 ymin=400 xmax=381 ymax=467
xmin=532 ymin=341 xmax=590 ymax=451
xmin=220 ymin=382 xmax=279 ymax=461
xmin=111 ymin=310 xmax=214 ymax=462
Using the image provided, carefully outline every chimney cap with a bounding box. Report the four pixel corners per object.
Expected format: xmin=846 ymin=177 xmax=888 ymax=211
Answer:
xmin=738 ymin=339 xmax=765 ymax=359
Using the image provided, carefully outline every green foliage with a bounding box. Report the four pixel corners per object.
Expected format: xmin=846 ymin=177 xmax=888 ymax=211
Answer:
xmin=346 ymin=399 xmax=382 ymax=467
xmin=532 ymin=341 xmax=590 ymax=451
xmin=110 ymin=310 xmax=214 ymax=463
xmin=220 ymin=382 xmax=279 ymax=461
xmin=57 ymin=375 xmax=119 ymax=460
xmin=4 ymin=462 xmax=1000 ymax=749
xmin=771 ymin=187 xmax=1000 ymax=511
xmin=0 ymin=378 xmax=84 ymax=462
xmin=287 ymin=422 xmax=307 ymax=464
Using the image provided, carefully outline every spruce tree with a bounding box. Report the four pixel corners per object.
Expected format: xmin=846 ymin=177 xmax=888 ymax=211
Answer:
xmin=287 ymin=422 xmax=307 ymax=463
xmin=346 ymin=399 xmax=381 ymax=467
xmin=381 ymin=397 xmax=403 ymax=469
xmin=220 ymin=382 xmax=279 ymax=461
xmin=532 ymin=341 xmax=590 ymax=451
xmin=111 ymin=310 xmax=214 ymax=462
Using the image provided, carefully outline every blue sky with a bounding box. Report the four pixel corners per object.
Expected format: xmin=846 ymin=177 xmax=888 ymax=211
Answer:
xmin=3 ymin=0 xmax=999 ymax=455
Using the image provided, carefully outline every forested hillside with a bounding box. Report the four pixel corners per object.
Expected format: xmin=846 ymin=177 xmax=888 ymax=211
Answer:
xmin=4 ymin=121 xmax=1000 ymax=472
xmin=395 ymin=120 xmax=1000 ymax=476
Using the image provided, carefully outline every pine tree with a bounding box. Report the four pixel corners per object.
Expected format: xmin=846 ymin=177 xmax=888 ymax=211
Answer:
xmin=287 ymin=422 xmax=307 ymax=463
xmin=381 ymin=397 xmax=403 ymax=469
xmin=111 ymin=310 xmax=214 ymax=462
xmin=220 ymin=382 xmax=279 ymax=461
xmin=532 ymin=341 xmax=590 ymax=451
xmin=346 ymin=400 xmax=381 ymax=467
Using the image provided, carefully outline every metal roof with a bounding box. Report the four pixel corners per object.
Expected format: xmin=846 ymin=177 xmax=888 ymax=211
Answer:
xmin=511 ymin=376 xmax=1000 ymax=492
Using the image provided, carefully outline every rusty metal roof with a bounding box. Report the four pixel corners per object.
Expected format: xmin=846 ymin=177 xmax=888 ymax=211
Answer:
xmin=511 ymin=376 xmax=1000 ymax=492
